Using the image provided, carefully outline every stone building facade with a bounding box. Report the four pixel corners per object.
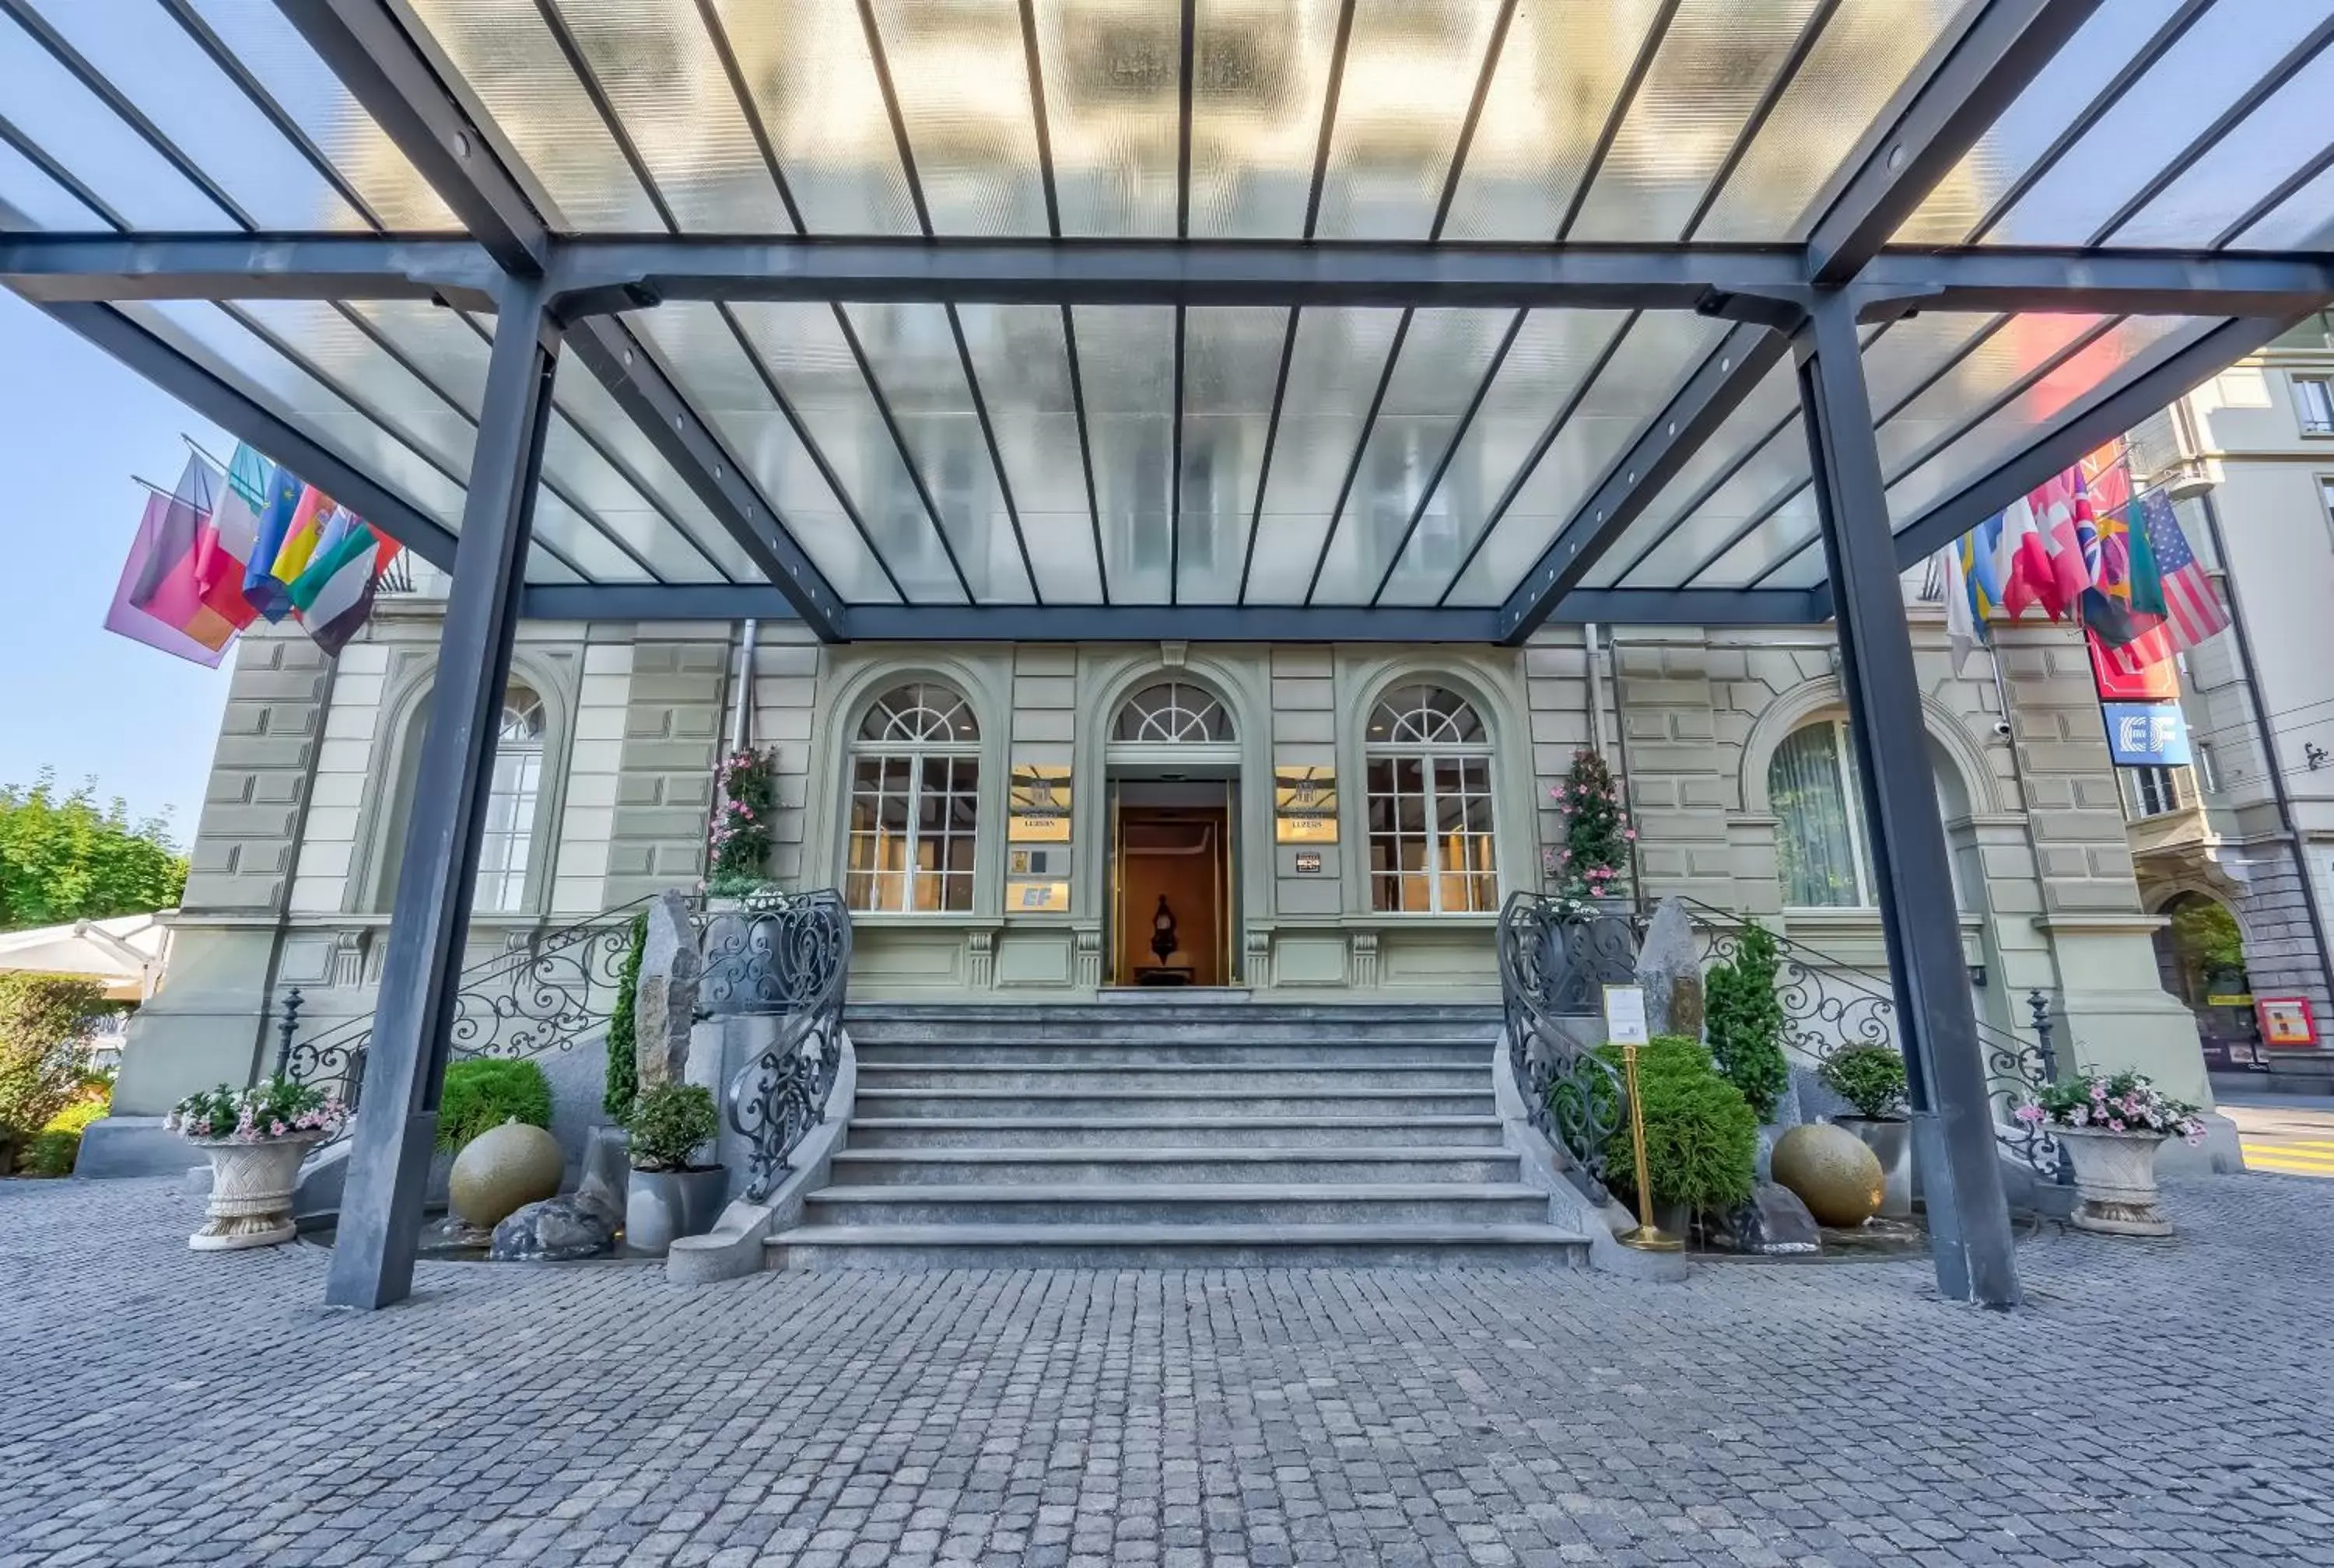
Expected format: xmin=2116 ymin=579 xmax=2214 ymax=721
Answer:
xmin=111 ymin=584 xmax=2214 ymax=1124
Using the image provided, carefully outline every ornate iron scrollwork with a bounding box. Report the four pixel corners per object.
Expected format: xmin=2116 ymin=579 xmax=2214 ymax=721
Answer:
xmin=708 ymin=889 xmax=853 ymax=1201
xmin=1496 ymin=892 xmax=1636 ymax=1201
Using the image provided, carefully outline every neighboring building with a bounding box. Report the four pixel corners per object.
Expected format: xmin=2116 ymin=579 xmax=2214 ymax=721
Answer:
xmin=110 ymin=588 xmax=2213 ymax=1141
xmin=2119 ymin=312 xmax=2334 ymax=1081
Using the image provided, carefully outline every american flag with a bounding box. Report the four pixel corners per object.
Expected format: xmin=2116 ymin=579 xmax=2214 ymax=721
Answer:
xmin=2137 ymin=488 xmax=2230 ymax=652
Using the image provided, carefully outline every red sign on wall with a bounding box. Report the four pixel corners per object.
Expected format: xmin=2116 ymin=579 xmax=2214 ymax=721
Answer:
xmin=2088 ymin=628 xmax=2178 ymax=702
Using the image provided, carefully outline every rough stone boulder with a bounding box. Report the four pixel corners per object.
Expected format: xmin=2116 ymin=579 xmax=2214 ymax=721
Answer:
xmin=634 ymin=890 xmax=701 ymax=1093
xmin=1714 ymin=1181 xmax=1822 ymax=1255
xmin=489 ymin=1174 xmax=622 ymax=1262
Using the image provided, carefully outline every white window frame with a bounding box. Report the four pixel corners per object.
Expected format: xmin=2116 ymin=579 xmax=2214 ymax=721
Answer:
xmin=844 ymin=684 xmax=981 ymax=915
xmin=1365 ymin=684 xmax=1498 ymax=916
xmin=2296 ymin=375 xmax=2334 ymax=436
xmin=1773 ymin=718 xmax=1879 ymax=910
xmin=2122 ymin=764 xmax=2191 ymax=821
xmin=475 ymin=688 xmax=545 ymax=915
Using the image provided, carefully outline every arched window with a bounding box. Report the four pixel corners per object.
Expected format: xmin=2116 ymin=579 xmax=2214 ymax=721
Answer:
xmin=1113 ymin=681 xmax=1232 ymax=743
xmin=475 ymin=686 xmax=546 ymax=915
xmin=1365 ymin=683 xmax=1497 ymax=914
xmin=1768 ymin=718 xmax=1980 ymax=910
xmin=845 ymin=682 xmax=980 ymax=912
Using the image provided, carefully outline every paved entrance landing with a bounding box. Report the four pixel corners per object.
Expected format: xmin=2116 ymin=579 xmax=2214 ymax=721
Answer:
xmin=2 ymin=1175 xmax=2329 ymax=1566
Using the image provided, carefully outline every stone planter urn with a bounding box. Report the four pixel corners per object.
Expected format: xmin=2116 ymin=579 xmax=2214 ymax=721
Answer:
xmin=625 ymin=1167 xmax=729 ymax=1256
xmin=187 ymin=1132 xmax=328 ymax=1251
xmin=1834 ymin=1115 xmax=1912 ymax=1220
xmin=2055 ymin=1125 xmax=2175 ymax=1236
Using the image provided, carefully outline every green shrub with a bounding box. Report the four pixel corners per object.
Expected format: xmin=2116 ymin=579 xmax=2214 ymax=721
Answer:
xmin=628 ymin=1083 xmax=719 ymax=1172
xmin=0 ymin=974 xmax=115 ymax=1143
xmin=1818 ymin=1044 xmax=1908 ymax=1120
xmin=1592 ymin=1034 xmax=1758 ymax=1217
xmin=602 ymin=912 xmax=648 ymax=1126
xmin=436 ymin=1058 xmax=553 ymax=1153
xmin=1704 ymin=920 xmax=1789 ymax=1122
xmin=19 ymin=1129 xmax=81 ymax=1176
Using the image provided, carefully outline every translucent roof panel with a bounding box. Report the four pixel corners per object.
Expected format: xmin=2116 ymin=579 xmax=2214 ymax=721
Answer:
xmin=1376 ymin=309 xmax=1635 ymax=604
xmin=839 ymin=301 xmax=1036 ymax=603
xmin=1306 ymin=308 xmax=1519 ymax=602
xmin=1071 ymin=303 xmax=1178 ymax=603
xmin=1178 ymin=305 xmax=1289 ymax=602
xmin=1239 ymin=307 xmax=1406 ymax=601
xmin=1441 ymin=310 xmax=1727 ymax=606
xmin=953 ymin=303 xmax=1104 ymax=602
xmin=1186 ymin=0 xmax=1338 ymax=240
xmin=1029 ymin=0 xmax=1180 ymax=238
xmin=1897 ymin=0 xmax=2334 ymax=246
xmin=1309 ymin=0 xmax=1505 ymax=241
xmin=866 ymin=0 xmax=1050 ymax=236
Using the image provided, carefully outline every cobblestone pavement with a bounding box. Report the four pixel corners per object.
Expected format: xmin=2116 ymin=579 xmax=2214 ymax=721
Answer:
xmin=2 ymin=1174 xmax=2329 ymax=1568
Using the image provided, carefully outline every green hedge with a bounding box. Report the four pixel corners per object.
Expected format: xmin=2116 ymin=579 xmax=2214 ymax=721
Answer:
xmin=602 ymin=912 xmax=647 ymax=1126
xmin=1593 ymin=1034 xmax=1759 ymax=1217
xmin=436 ymin=1057 xmax=553 ymax=1153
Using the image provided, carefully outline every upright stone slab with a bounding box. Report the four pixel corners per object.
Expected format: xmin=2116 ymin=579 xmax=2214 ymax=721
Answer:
xmin=634 ymin=890 xmax=700 ymax=1093
xmin=1635 ymin=897 xmax=1703 ymax=1040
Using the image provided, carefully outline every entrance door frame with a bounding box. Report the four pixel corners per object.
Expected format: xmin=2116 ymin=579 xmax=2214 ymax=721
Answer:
xmin=1106 ymin=769 xmax=1239 ymax=986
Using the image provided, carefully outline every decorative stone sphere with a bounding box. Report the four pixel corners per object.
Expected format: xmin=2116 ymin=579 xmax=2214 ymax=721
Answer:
xmin=449 ymin=1120 xmax=563 ymax=1229
xmin=1770 ymin=1123 xmax=1885 ymax=1227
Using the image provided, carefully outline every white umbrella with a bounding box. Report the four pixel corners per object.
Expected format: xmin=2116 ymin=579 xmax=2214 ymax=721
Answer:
xmin=0 ymin=912 xmax=173 ymax=1003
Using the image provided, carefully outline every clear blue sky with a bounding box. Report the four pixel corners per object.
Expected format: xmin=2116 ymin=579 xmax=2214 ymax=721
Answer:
xmin=0 ymin=292 xmax=231 ymax=840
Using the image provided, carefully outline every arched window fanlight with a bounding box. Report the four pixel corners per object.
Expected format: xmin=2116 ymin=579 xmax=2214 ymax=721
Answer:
xmin=1113 ymin=681 xmax=1232 ymax=744
xmin=1364 ymin=682 xmax=1495 ymax=915
xmin=846 ymin=681 xmax=980 ymax=913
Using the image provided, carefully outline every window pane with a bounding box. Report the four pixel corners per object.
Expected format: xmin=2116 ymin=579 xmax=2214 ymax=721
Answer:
xmin=1769 ymin=724 xmax=1863 ymax=907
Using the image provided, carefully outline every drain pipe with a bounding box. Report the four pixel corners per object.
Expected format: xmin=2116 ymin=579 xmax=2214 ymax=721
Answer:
xmin=1588 ymin=624 xmax=1649 ymax=915
xmin=728 ymin=618 xmax=758 ymax=754
xmin=1584 ymin=622 xmax=1609 ymax=756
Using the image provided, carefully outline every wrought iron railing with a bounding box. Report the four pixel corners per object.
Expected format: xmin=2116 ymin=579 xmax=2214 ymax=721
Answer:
xmin=1681 ymin=898 xmax=2070 ymax=1184
xmin=1495 ymin=892 xmax=1638 ymax=1202
xmin=706 ymin=889 xmax=853 ymax=1201
xmin=275 ymin=891 xmax=666 ymax=1118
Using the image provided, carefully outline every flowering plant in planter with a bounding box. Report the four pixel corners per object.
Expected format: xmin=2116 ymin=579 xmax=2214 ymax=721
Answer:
xmin=167 ymin=1074 xmax=345 ymax=1143
xmin=706 ymin=747 xmax=776 ymax=893
xmin=2015 ymin=1070 xmax=2205 ymax=1143
xmin=1547 ymin=748 xmax=1635 ymax=908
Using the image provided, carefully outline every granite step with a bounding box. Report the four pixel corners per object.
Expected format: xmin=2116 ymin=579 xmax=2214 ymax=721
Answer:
xmin=766 ymin=1221 xmax=1591 ymax=1270
xmin=843 ymin=1115 xmax=1510 ymax=1150
xmin=825 ymin=1146 xmax=1521 ymax=1186
xmin=853 ymin=1087 xmax=1499 ymax=1119
xmin=801 ymin=1182 xmax=1553 ymax=1228
xmin=852 ymin=1039 xmax=1489 ymax=1067
xmin=852 ymin=1062 xmax=1486 ymax=1094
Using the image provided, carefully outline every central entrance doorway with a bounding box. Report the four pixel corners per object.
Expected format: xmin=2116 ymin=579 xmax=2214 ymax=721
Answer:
xmin=1103 ymin=679 xmax=1241 ymax=988
xmin=1109 ymin=779 xmax=1235 ymax=986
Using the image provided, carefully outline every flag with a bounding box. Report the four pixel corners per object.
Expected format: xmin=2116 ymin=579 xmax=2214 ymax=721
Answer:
xmin=195 ymin=464 xmax=263 ymax=633
xmin=290 ymin=517 xmax=400 ymax=656
xmin=226 ymin=442 xmax=273 ymax=509
xmin=1995 ymin=495 xmax=2061 ymax=619
xmin=1958 ymin=515 xmax=2006 ymax=619
xmin=105 ymin=470 xmax=232 ymax=667
xmin=2030 ymin=465 xmax=2101 ymax=614
xmin=1939 ymin=544 xmax=1982 ymax=674
xmin=268 ymin=485 xmax=335 ymax=588
xmin=245 ymin=466 xmax=307 ymax=621
xmin=2134 ymin=488 xmax=2229 ymax=651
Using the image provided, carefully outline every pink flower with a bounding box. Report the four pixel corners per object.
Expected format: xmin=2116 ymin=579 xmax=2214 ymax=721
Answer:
xmin=2108 ymin=1119 xmax=2125 ymax=1132
xmin=2013 ymin=1104 xmax=2044 ymax=1124
xmin=1622 ymin=829 xmax=1637 ymax=842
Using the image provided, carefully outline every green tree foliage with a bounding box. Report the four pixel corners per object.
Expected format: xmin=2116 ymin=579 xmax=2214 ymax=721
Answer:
xmin=603 ymin=912 xmax=648 ymax=1125
xmin=1591 ymin=1034 xmax=1758 ymax=1216
xmin=1704 ymin=919 xmax=1790 ymax=1122
xmin=0 ymin=974 xmax=116 ymax=1144
xmin=1817 ymin=1044 xmax=1908 ymax=1120
xmin=628 ymin=1082 xmax=719 ymax=1171
xmin=436 ymin=1057 xmax=555 ymax=1153
xmin=0 ymin=771 xmax=187 ymax=930
xmin=2167 ymin=898 xmax=2246 ymax=985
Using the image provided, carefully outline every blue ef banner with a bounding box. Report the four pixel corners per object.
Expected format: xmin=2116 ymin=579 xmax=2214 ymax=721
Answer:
xmin=2102 ymin=702 xmax=2191 ymax=766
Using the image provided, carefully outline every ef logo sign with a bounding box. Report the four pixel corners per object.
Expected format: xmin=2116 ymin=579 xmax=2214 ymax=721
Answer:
xmin=2101 ymin=702 xmax=2190 ymax=767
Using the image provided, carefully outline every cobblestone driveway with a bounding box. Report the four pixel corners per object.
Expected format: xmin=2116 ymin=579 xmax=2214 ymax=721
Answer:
xmin=1 ymin=1173 xmax=2327 ymax=1567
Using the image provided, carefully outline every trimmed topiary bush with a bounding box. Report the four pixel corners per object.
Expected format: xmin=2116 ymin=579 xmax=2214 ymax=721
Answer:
xmin=1818 ymin=1043 xmax=1908 ymax=1120
xmin=1593 ymin=1034 xmax=1759 ymax=1217
xmin=436 ymin=1057 xmax=553 ymax=1153
xmin=603 ymin=911 xmax=648 ymax=1126
xmin=628 ymin=1082 xmax=719 ymax=1172
xmin=1704 ymin=919 xmax=1789 ymax=1122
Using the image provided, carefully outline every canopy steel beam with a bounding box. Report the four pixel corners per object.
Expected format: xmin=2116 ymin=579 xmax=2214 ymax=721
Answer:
xmin=1857 ymin=249 xmax=2334 ymax=318
xmin=1796 ymin=290 xmax=2021 ymax=1308
xmin=0 ymin=235 xmax=501 ymax=306
xmin=1497 ymin=323 xmax=1789 ymax=645
xmin=271 ymin=0 xmax=850 ymax=639
xmin=37 ymin=300 xmax=459 ymax=572
xmin=1804 ymin=0 xmax=2106 ymax=282
xmin=1804 ymin=313 xmax=2305 ymax=618
xmin=514 ymin=585 xmax=1821 ymax=634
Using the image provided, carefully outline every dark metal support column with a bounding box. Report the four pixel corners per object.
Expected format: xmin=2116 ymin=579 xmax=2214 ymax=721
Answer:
xmin=1795 ymin=290 xmax=2021 ymax=1308
xmin=324 ymin=280 xmax=560 ymax=1310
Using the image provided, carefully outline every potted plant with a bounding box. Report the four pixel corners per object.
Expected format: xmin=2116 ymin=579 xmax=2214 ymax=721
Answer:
xmin=1547 ymin=749 xmax=1635 ymax=911
xmin=624 ymin=1082 xmax=725 ymax=1256
xmin=1817 ymin=1044 xmax=1912 ymax=1219
xmin=167 ymin=1075 xmax=346 ymax=1251
xmin=2016 ymin=1070 xmax=2205 ymax=1236
xmin=1589 ymin=1034 xmax=1758 ymax=1239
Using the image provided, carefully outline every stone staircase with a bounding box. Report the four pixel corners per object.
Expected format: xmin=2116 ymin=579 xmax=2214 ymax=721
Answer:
xmin=764 ymin=1001 xmax=1591 ymax=1269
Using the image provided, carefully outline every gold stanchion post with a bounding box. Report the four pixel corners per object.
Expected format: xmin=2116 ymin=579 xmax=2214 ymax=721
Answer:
xmin=1616 ymin=1041 xmax=1683 ymax=1253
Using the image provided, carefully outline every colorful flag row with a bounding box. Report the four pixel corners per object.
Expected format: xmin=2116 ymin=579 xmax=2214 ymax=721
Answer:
xmin=1934 ymin=438 xmax=2228 ymax=677
xmin=105 ymin=445 xmax=402 ymax=667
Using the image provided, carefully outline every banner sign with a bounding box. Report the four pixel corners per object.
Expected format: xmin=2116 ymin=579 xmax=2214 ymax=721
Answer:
xmin=2102 ymin=702 xmax=2190 ymax=766
xmin=2089 ymin=628 xmax=2178 ymax=701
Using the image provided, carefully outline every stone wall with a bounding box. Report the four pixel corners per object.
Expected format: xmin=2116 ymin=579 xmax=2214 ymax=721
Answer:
xmin=605 ymin=635 xmax=728 ymax=905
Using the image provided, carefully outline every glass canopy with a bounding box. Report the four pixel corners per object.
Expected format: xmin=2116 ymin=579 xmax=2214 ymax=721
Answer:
xmin=2 ymin=0 xmax=2329 ymax=630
